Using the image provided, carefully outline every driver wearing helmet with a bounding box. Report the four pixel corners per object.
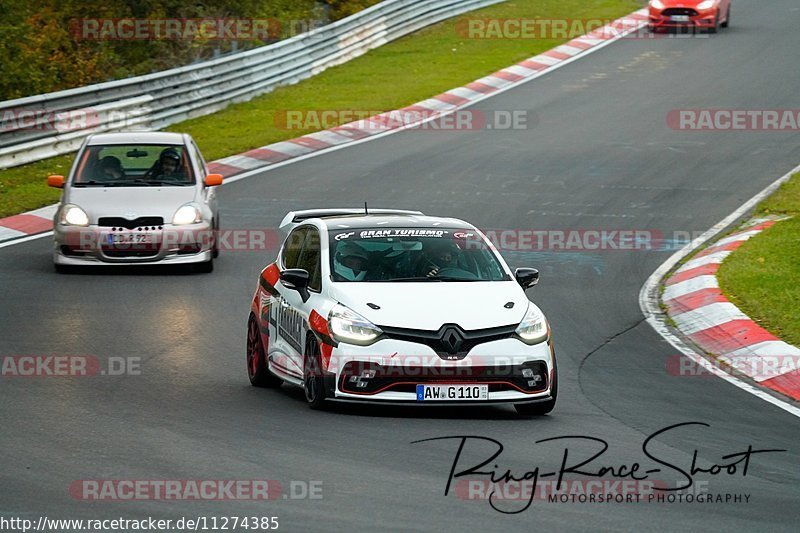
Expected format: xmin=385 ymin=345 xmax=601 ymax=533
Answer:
xmin=333 ymin=242 xmax=370 ymax=281
xmin=98 ymin=155 xmax=124 ymax=180
xmin=419 ymin=239 xmax=460 ymax=278
xmin=146 ymin=148 xmax=187 ymax=180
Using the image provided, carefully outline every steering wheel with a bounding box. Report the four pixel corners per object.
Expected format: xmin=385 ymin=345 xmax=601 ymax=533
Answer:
xmin=433 ymin=267 xmax=478 ymax=280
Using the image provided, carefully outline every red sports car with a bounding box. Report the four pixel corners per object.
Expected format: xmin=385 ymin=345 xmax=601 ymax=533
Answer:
xmin=648 ymin=0 xmax=731 ymax=33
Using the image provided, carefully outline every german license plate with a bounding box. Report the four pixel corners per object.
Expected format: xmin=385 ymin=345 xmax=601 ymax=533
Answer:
xmin=108 ymin=233 xmax=153 ymax=245
xmin=416 ymin=384 xmax=488 ymax=401
xmin=670 ymin=15 xmax=690 ymax=22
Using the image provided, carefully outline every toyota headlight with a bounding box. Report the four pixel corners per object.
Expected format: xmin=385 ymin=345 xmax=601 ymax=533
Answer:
xmin=696 ymin=0 xmax=716 ymax=10
xmin=172 ymin=204 xmax=202 ymax=225
xmin=515 ymin=304 xmax=549 ymax=345
xmin=59 ymin=204 xmax=89 ymax=226
xmin=329 ymin=303 xmax=383 ymax=346
xmin=650 ymin=0 xmax=666 ymax=9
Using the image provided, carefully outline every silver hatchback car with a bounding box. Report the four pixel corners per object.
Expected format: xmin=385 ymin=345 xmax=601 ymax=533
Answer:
xmin=48 ymin=132 xmax=223 ymax=273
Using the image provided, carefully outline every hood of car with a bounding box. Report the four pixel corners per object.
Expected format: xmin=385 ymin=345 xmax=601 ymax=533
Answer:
xmin=655 ymin=0 xmax=710 ymax=7
xmin=65 ymin=186 xmax=198 ymax=223
xmin=330 ymin=280 xmax=532 ymax=331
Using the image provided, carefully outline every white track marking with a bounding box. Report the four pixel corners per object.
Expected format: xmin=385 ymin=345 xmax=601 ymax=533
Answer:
xmin=639 ymin=162 xmax=800 ymax=418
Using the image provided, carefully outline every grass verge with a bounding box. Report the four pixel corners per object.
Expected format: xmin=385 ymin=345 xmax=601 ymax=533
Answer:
xmin=0 ymin=0 xmax=642 ymax=218
xmin=716 ymin=172 xmax=800 ymax=346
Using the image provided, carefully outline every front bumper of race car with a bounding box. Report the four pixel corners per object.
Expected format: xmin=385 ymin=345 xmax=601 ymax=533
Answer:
xmin=53 ymin=223 xmax=214 ymax=265
xmin=322 ymin=336 xmax=555 ymax=404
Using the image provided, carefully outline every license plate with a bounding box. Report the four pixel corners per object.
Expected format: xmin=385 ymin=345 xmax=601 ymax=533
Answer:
xmin=670 ymin=15 xmax=690 ymax=22
xmin=108 ymin=234 xmax=153 ymax=245
xmin=416 ymin=384 xmax=488 ymax=401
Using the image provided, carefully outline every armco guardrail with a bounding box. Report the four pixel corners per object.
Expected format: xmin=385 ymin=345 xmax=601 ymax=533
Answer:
xmin=0 ymin=0 xmax=503 ymax=169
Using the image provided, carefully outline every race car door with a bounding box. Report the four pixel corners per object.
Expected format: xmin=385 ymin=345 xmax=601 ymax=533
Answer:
xmin=269 ymin=225 xmax=308 ymax=379
xmin=274 ymin=225 xmax=325 ymax=377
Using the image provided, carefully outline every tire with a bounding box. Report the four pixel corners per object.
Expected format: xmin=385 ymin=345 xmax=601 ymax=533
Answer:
xmin=54 ymin=263 xmax=73 ymax=274
xmin=721 ymin=6 xmax=730 ymax=28
xmin=708 ymin=13 xmax=720 ymax=33
xmin=212 ymin=217 xmax=219 ymax=259
xmin=247 ymin=315 xmax=282 ymax=388
xmin=515 ymin=357 xmax=557 ymax=416
xmin=193 ymin=258 xmax=214 ymax=273
xmin=303 ymin=337 xmax=328 ymax=410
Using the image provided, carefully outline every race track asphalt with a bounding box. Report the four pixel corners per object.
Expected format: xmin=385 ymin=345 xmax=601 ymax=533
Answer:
xmin=1 ymin=1 xmax=799 ymax=531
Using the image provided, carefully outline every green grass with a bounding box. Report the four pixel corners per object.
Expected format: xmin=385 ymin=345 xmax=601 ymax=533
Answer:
xmin=716 ymin=173 xmax=800 ymax=346
xmin=0 ymin=0 xmax=642 ymax=217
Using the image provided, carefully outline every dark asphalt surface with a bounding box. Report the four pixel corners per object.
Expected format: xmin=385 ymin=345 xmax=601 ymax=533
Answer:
xmin=2 ymin=1 xmax=799 ymax=531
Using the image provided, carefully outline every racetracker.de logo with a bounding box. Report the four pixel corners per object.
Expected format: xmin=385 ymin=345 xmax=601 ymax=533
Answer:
xmin=667 ymin=109 xmax=800 ymax=131
xmin=455 ymin=479 xmax=664 ymax=503
xmin=274 ymin=109 xmax=534 ymax=131
xmin=666 ymin=355 xmax=800 ymax=380
xmin=1 ymin=108 xmax=103 ymax=133
xmin=68 ymin=480 xmax=323 ymax=501
xmin=454 ymin=18 xmax=678 ymax=40
xmin=0 ymin=355 xmax=140 ymax=377
xmin=68 ymin=18 xmax=285 ymax=41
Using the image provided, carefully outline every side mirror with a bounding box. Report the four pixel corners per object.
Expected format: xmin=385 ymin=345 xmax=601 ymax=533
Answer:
xmin=48 ymin=175 xmax=65 ymax=188
xmin=204 ymin=173 xmax=223 ymax=187
xmin=280 ymin=268 xmax=310 ymax=302
xmin=514 ymin=267 xmax=539 ymax=289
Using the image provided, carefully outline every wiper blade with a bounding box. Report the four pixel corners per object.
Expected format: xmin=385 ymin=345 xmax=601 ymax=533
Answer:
xmin=136 ymin=179 xmax=186 ymax=185
xmin=381 ymin=277 xmax=443 ymax=282
xmin=430 ymin=276 xmax=482 ymax=281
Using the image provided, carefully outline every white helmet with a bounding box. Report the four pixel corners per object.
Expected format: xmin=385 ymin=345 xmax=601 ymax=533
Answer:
xmin=334 ymin=243 xmax=369 ymax=281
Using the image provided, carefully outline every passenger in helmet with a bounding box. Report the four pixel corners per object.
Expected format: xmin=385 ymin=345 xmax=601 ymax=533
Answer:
xmin=146 ymin=148 xmax=187 ymax=180
xmin=333 ymin=242 xmax=370 ymax=281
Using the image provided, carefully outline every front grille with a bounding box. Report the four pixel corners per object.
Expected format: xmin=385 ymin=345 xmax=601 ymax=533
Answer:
xmin=379 ymin=323 xmax=518 ymax=360
xmin=60 ymin=246 xmax=90 ymax=256
xmin=339 ymin=360 xmax=548 ymax=395
xmin=102 ymin=250 xmax=159 ymax=258
xmin=662 ymin=8 xmax=698 ymax=16
xmin=98 ymin=217 xmax=164 ymax=230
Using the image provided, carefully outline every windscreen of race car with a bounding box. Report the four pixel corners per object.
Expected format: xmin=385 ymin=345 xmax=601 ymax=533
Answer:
xmin=329 ymin=228 xmax=511 ymax=282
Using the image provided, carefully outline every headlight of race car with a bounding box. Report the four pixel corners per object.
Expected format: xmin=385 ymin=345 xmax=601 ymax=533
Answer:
xmin=329 ymin=303 xmax=383 ymax=346
xmin=59 ymin=204 xmax=89 ymax=226
xmin=172 ymin=203 xmax=203 ymax=225
xmin=515 ymin=304 xmax=549 ymax=345
xmin=650 ymin=0 xmax=666 ymax=9
xmin=696 ymin=0 xmax=716 ymax=10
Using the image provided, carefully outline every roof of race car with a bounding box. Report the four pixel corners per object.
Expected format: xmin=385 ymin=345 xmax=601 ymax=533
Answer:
xmin=314 ymin=214 xmax=474 ymax=230
xmin=87 ymin=132 xmax=186 ymax=145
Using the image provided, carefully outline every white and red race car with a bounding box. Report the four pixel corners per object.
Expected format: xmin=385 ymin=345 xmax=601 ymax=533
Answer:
xmin=246 ymin=209 xmax=556 ymax=415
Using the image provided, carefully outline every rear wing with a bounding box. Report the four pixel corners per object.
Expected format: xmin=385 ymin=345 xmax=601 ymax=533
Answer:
xmin=278 ymin=208 xmax=424 ymax=234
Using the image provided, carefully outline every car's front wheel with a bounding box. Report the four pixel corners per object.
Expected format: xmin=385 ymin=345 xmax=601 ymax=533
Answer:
xmin=721 ymin=6 xmax=730 ymax=28
xmin=708 ymin=12 xmax=720 ymax=33
xmin=212 ymin=216 xmax=220 ymax=259
xmin=303 ymin=337 xmax=328 ymax=410
xmin=247 ymin=315 xmax=282 ymax=388
xmin=192 ymin=258 xmax=214 ymax=273
xmin=54 ymin=263 xmax=74 ymax=274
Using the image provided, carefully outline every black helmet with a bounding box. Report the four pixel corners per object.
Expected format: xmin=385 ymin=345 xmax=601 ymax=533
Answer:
xmin=159 ymin=148 xmax=181 ymax=163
